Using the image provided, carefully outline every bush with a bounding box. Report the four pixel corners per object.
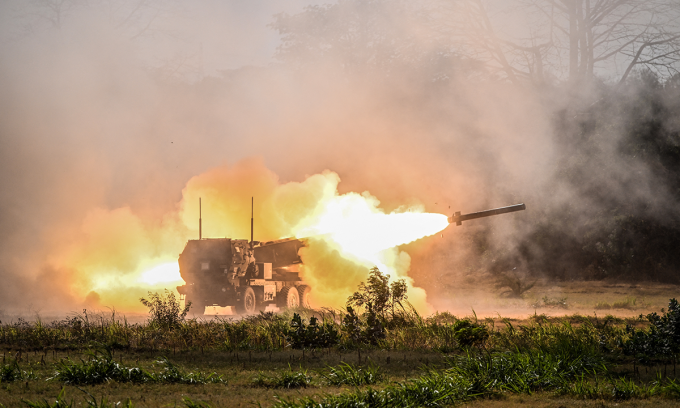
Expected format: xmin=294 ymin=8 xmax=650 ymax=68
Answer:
xmin=52 ymin=349 xmax=223 ymax=385
xmin=347 ymin=267 xmax=407 ymax=319
xmin=286 ymin=313 xmax=339 ymax=349
xmin=139 ymin=290 xmax=191 ymax=329
xmin=451 ymin=319 xmax=489 ymax=349
xmin=342 ymin=306 xmax=385 ymax=347
xmin=1 ymin=359 xmax=28 ymax=383
xmin=624 ymin=298 xmax=680 ymax=363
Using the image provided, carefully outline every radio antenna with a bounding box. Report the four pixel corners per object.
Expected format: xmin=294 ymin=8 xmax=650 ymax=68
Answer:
xmin=250 ymin=197 xmax=254 ymax=248
xmin=199 ymin=197 xmax=202 ymax=240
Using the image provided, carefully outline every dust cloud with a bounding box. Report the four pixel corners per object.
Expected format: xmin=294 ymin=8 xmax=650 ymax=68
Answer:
xmin=0 ymin=0 xmax=677 ymax=317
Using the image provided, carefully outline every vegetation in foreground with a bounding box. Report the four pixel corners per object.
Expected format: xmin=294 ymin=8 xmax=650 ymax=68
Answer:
xmin=1 ymin=273 xmax=680 ymax=407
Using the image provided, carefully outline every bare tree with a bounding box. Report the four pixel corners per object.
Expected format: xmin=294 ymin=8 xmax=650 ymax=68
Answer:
xmin=525 ymin=0 xmax=680 ymax=83
xmin=27 ymin=0 xmax=84 ymax=30
xmin=16 ymin=0 xmax=177 ymax=41
xmin=434 ymin=0 xmax=680 ymax=84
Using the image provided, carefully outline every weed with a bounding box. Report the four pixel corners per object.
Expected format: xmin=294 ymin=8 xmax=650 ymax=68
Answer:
xmin=79 ymin=388 xmax=135 ymax=408
xmin=52 ymin=349 xmax=222 ymax=385
xmin=22 ymin=388 xmax=73 ymax=408
xmin=286 ymin=313 xmax=339 ymax=349
xmin=320 ymin=362 xmax=384 ymax=386
xmin=253 ymin=365 xmax=312 ymax=388
xmin=22 ymin=388 xmax=135 ymax=408
xmin=139 ymin=290 xmax=190 ymax=329
xmin=341 ymin=306 xmax=385 ymax=347
xmin=150 ymin=356 xmax=224 ymax=384
xmin=624 ymin=298 xmax=680 ymax=363
xmin=595 ymin=302 xmax=612 ymax=310
xmin=1 ymin=358 xmax=33 ymax=382
xmin=611 ymin=297 xmax=637 ymax=309
xmin=183 ymin=398 xmax=212 ymax=408
xmin=451 ymin=319 xmax=489 ymax=349
xmin=532 ymin=296 xmax=568 ymax=309
xmin=51 ymin=349 xmax=146 ymax=385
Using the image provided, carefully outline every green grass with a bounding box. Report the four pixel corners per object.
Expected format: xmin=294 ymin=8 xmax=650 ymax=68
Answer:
xmin=252 ymin=365 xmax=313 ymax=388
xmin=596 ymin=297 xmax=639 ymax=310
xmin=3 ymin=299 xmax=680 ymax=407
xmin=319 ymin=362 xmax=384 ymax=386
xmin=51 ymin=350 xmax=223 ymax=385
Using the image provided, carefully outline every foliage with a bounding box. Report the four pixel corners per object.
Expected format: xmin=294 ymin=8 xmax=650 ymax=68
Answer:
xmin=274 ymin=348 xmax=607 ymax=407
xmin=625 ymin=298 xmax=680 ymax=363
xmin=285 ymin=313 xmax=339 ymax=349
xmin=22 ymin=389 xmax=74 ymax=408
xmin=253 ymin=365 xmax=312 ymax=388
xmin=596 ymin=298 xmax=639 ymax=310
xmin=22 ymin=388 xmax=135 ymax=408
xmin=451 ymin=319 xmax=489 ymax=349
xmin=347 ymin=267 xmax=408 ymax=319
xmin=340 ymin=267 xmax=410 ymax=347
xmin=8 ymin=300 xmax=680 ymax=406
xmin=1 ymin=358 xmax=31 ymax=383
xmin=182 ymin=398 xmax=212 ymax=408
xmin=532 ymin=296 xmax=568 ymax=309
xmin=139 ymin=290 xmax=191 ymax=329
xmin=320 ymin=362 xmax=384 ymax=386
xmin=341 ymin=306 xmax=385 ymax=347
xmin=51 ymin=348 xmax=222 ymax=385
xmin=52 ymin=349 xmax=147 ymax=385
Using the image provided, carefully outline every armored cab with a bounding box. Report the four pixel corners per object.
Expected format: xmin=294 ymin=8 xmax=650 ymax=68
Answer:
xmin=176 ymin=238 xmax=309 ymax=315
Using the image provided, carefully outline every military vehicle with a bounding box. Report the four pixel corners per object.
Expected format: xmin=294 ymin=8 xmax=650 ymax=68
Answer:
xmin=176 ymin=199 xmax=309 ymax=314
xmin=176 ymin=200 xmax=525 ymax=315
xmin=176 ymin=237 xmax=308 ymax=314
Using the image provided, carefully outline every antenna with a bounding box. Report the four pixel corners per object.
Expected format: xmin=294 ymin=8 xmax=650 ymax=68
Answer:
xmin=250 ymin=197 xmax=254 ymax=248
xmin=199 ymin=197 xmax=202 ymax=240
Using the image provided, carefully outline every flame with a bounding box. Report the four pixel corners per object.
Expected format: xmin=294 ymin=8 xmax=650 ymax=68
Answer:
xmin=53 ymin=158 xmax=449 ymax=313
xmin=139 ymin=262 xmax=182 ymax=285
xmin=294 ymin=192 xmax=449 ymax=271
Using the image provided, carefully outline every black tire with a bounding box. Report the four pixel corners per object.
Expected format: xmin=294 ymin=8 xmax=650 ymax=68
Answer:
xmin=277 ymin=286 xmax=300 ymax=309
xmin=297 ymin=285 xmax=311 ymax=308
xmin=235 ymin=287 xmax=257 ymax=314
xmin=186 ymin=294 xmax=205 ymax=316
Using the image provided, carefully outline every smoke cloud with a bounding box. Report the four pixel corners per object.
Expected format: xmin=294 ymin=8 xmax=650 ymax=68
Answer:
xmin=0 ymin=0 xmax=677 ymax=316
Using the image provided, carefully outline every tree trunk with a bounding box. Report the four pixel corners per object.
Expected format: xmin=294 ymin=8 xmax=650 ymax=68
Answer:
xmin=568 ymin=0 xmax=580 ymax=81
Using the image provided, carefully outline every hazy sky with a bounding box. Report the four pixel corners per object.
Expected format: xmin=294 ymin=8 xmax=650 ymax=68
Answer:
xmin=0 ymin=0 xmax=332 ymax=76
xmin=180 ymin=0 xmax=333 ymax=72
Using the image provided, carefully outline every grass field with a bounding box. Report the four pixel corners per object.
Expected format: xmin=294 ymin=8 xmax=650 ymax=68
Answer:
xmin=1 ymin=282 xmax=680 ymax=407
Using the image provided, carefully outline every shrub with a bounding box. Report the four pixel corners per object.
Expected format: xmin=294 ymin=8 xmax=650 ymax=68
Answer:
xmin=452 ymin=319 xmax=489 ymax=349
xmin=52 ymin=349 xmax=222 ymax=385
xmin=1 ymin=359 xmax=27 ymax=383
xmin=624 ymin=298 xmax=680 ymax=362
xmin=342 ymin=306 xmax=385 ymax=347
xmin=52 ymin=349 xmax=147 ymax=385
xmin=149 ymin=357 xmax=223 ymax=384
xmin=139 ymin=290 xmax=190 ymax=329
xmin=286 ymin=313 xmax=339 ymax=349
xmin=347 ymin=267 xmax=407 ymax=319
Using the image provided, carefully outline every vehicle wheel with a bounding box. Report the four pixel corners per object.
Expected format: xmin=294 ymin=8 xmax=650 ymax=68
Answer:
xmin=235 ymin=287 xmax=257 ymax=314
xmin=297 ymin=285 xmax=311 ymax=308
xmin=277 ymin=286 xmax=300 ymax=309
xmin=186 ymin=296 xmax=205 ymax=315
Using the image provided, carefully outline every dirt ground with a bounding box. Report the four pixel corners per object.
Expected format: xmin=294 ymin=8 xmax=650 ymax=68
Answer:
xmin=432 ymin=280 xmax=680 ymax=320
